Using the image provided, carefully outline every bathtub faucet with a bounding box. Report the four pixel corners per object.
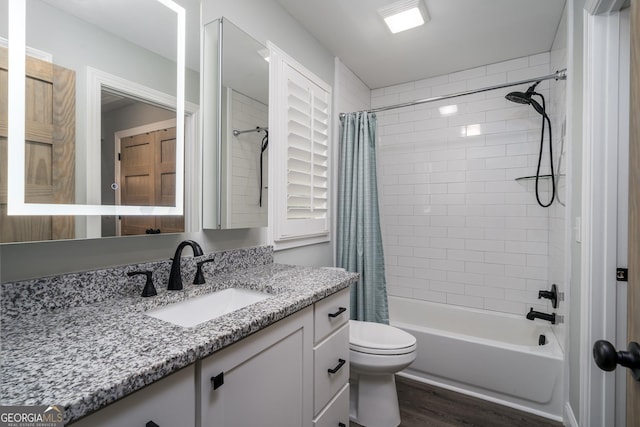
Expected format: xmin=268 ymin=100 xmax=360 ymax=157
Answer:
xmin=526 ymin=308 xmax=556 ymax=324
xmin=538 ymin=284 xmax=558 ymax=308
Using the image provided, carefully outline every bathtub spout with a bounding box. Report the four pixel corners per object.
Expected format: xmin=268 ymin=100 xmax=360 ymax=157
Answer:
xmin=526 ymin=308 xmax=556 ymax=324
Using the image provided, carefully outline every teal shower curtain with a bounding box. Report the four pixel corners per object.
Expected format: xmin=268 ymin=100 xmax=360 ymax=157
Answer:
xmin=337 ymin=112 xmax=389 ymax=324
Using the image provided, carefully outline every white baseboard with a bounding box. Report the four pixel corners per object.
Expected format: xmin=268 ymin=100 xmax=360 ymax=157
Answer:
xmin=564 ymin=402 xmax=579 ymax=427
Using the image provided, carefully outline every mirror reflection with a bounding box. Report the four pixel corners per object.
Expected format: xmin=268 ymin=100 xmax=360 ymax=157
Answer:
xmin=100 ymin=89 xmax=184 ymax=237
xmin=0 ymin=0 xmax=198 ymax=242
xmin=203 ymin=18 xmax=269 ymax=230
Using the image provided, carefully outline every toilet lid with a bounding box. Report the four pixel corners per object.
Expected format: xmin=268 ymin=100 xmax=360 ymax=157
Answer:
xmin=349 ymin=320 xmax=416 ymax=355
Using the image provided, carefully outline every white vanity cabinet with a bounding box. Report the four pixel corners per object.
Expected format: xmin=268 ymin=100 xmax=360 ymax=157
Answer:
xmin=70 ymin=288 xmax=350 ymax=427
xmin=312 ymin=288 xmax=350 ymax=426
xmin=198 ymin=288 xmax=351 ymax=427
xmin=70 ymin=365 xmax=195 ymax=427
xmin=198 ymin=306 xmax=314 ymax=427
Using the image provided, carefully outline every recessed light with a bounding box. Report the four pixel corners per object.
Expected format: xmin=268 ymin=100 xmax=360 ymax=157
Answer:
xmin=378 ymin=0 xmax=430 ymax=34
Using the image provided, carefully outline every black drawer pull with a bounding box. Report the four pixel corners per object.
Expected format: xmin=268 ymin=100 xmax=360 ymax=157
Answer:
xmin=328 ymin=307 xmax=347 ymax=318
xmin=328 ymin=358 xmax=346 ymax=374
xmin=339 ymin=423 xmax=346 ymax=427
xmin=146 ymin=422 xmax=159 ymax=427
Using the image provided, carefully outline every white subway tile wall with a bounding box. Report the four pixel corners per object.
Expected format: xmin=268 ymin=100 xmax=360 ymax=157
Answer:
xmin=375 ymin=53 xmax=565 ymax=316
xmin=227 ymin=90 xmax=268 ymax=228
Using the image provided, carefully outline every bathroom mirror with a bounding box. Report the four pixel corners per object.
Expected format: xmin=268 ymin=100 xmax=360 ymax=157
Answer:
xmin=0 ymin=0 xmax=200 ymax=242
xmin=202 ymin=18 xmax=269 ymax=230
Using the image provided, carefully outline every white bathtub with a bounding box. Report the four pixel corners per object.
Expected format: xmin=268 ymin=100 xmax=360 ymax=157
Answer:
xmin=388 ymin=296 xmax=564 ymax=421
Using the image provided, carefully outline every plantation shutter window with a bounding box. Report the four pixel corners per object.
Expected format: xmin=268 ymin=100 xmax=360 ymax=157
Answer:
xmin=269 ymin=44 xmax=332 ymax=248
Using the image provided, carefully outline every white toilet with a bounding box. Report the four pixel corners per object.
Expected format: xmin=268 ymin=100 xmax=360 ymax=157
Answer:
xmin=349 ymin=319 xmax=417 ymax=427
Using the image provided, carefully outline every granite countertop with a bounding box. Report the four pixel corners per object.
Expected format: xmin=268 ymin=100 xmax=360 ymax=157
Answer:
xmin=0 ymin=262 xmax=358 ymax=424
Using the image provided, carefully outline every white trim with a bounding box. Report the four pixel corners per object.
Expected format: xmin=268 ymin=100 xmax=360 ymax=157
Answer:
xmin=585 ymin=0 xmax=629 ymax=15
xmin=580 ymin=10 xmax=622 ymax=427
xmin=0 ymin=36 xmax=52 ymax=63
xmin=6 ymin=0 xmax=186 ymax=217
xmin=564 ymin=402 xmax=580 ymax=427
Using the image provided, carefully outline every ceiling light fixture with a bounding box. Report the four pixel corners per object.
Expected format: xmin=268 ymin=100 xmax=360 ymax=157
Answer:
xmin=378 ymin=0 xmax=429 ymax=34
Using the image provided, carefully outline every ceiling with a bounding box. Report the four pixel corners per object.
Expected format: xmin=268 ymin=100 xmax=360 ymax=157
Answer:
xmin=276 ymin=0 xmax=567 ymax=89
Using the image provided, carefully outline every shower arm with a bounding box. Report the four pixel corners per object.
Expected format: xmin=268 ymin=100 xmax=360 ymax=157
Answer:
xmin=339 ymin=69 xmax=567 ymax=118
xmin=233 ymin=126 xmax=268 ymax=136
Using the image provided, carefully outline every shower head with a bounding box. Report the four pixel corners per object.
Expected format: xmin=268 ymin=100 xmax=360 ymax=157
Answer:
xmin=505 ymin=91 xmax=532 ymax=104
xmin=505 ymin=81 xmax=545 ymax=116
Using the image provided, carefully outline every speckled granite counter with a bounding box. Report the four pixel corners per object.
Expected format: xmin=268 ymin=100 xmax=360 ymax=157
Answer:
xmin=0 ymin=247 xmax=358 ymax=425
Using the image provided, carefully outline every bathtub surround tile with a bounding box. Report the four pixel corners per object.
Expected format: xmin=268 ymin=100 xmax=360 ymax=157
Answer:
xmin=486 ymin=56 xmax=530 ymax=75
xmin=446 ymin=293 xmax=484 ymax=309
xmin=412 ymin=288 xmax=447 ymax=304
xmin=0 ymin=247 xmax=358 ymax=424
xmin=483 ymin=298 xmax=527 ymax=315
xmin=378 ymin=52 xmax=565 ymax=316
xmin=430 ymin=280 xmax=465 ymax=295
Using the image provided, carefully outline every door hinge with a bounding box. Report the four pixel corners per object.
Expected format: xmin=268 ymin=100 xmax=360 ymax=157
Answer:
xmin=118 ymin=152 xmax=121 ymax=161
xmin=616 ymin=268 xmax=628 ymax=282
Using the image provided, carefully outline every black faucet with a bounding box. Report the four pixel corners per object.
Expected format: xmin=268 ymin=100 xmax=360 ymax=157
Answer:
xmin=538 ymin=284 xmax=558 ymax=308
xmin=168 ymin=240 xmax=204 ymax=291
xmin=526 ymin=308 xmax=556 ymax=324
xmin=193 ymin=258 xmax=216 ymax=285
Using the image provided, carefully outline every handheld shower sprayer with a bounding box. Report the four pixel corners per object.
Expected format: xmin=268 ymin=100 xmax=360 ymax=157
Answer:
xmin=505 ymin=81 xmax=556 ymax=208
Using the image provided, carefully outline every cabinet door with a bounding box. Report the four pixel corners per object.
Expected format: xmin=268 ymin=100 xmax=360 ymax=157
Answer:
xmin=199 ymin=307 xmax=313 ymax=427
xmin=70 ymin=365 xmax=194 ymax=427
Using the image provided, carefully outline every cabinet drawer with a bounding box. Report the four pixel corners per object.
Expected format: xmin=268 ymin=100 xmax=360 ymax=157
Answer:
xmin=71 ymin=365 xmax=195 ymax=427
xmin=314 ymin=288 xmax=350 ymax=343
xmin=313 ymin=384 xmax=349 ymax=427
xmin=314 ymin=323 xmax=349 ymax=415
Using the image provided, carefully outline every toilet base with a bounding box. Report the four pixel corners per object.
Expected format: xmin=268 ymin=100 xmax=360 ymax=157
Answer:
xmin=349 ymin=371 xmax=400 ymax=427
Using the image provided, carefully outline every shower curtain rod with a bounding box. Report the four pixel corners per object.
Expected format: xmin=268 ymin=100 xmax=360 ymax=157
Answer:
xmin=339 ymin=69 xmax=567 ymax=118
xmin=232 ymin=126 xmax=268 ymax=136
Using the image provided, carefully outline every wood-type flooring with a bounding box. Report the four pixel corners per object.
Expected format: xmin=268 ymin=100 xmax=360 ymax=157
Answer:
xmin=350 ymin=376 xmax=563 ymax=427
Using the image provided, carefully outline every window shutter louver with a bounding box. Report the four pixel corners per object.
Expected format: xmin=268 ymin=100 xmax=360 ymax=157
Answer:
xmin=270 ymin=49 xmax=331 ymax=246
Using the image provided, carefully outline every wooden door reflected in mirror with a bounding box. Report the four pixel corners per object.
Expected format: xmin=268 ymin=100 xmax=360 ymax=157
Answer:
xmin=0 ymin=47 xmax=75 ymax=243
xmin=119 ymin=126 xmax=184 ymax=236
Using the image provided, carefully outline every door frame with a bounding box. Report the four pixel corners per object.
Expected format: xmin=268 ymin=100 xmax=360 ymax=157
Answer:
xmin=580 ymin=5 xmax=629 ymax=426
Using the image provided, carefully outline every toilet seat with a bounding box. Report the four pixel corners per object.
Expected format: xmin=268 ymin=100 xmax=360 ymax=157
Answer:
xmin=349 ymin=320 xmax=416 ymax=355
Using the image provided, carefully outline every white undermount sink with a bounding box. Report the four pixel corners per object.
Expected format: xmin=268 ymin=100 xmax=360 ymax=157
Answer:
xmin=146 ymin=288 xmax=270 ymax=327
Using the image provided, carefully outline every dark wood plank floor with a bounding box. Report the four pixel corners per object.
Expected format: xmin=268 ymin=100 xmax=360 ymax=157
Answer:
xmin=351 ymin=376 xmax=563 ymax=427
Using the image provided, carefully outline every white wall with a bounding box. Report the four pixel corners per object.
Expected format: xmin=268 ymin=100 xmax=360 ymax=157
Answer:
xmin=375 ymin=54 xmax=562 ymax=316
xmin=332 ymin=58 xmax=373 ymax=264
xmin=0 ymin=0 xmax=336 ymax=282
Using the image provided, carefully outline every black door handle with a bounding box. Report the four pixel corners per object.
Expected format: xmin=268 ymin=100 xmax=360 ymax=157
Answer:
xmin=146 ymin=421 xmax=159 ymax=427
xmin=593 ymin=340 xmax=640 ymax=381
